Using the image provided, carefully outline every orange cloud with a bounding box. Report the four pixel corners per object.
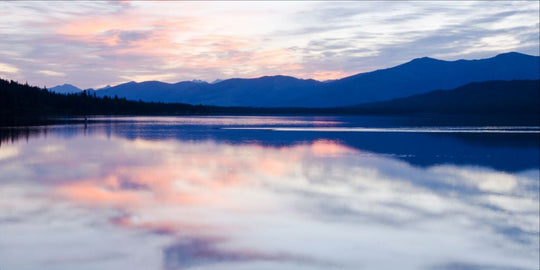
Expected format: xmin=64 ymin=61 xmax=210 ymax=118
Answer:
xmin=110 ymin=215 xmax=188 ymax=236
xmin=51 ymin=139 xmax=356 ymax=239
xmin=37 ymin=5 xmax=356 ymax=83
xmin=311 ymin=139 xmax=356 ymax=157
xmin=59 ymin=181 xmax=140 ymax=208
xmin=298 ymin=70 xmax=356 ymax=81
xmin=47 ymin=9 xmax=318 ymax=81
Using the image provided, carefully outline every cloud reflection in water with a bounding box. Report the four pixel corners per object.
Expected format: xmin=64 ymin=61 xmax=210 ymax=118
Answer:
xmin=0 ymin=126 xmax=538 ymax=270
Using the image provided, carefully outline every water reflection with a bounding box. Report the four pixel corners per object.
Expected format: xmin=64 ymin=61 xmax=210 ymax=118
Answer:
xmin=0 ymin=117 xmax=538 ymax=270
xmin=2 ymin=116 xmax=538 ymax=172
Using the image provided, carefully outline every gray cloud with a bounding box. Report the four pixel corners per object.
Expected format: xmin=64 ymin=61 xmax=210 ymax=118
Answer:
xmin=0 ymin=1 xmax=537 ymax=88
xmin=163 ymin=236 xmax=334 ymax=270
xmin=117 ymin=30 xmax=149 ymax=44
xmin=428 ymin=261 xmax=530 ymax=270
xmin=280 ymin=1 xmax=539 ymax=75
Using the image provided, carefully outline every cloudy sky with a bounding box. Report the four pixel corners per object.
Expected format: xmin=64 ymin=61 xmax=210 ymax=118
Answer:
xmin=0 ymin=1 xmax=538 ymax=89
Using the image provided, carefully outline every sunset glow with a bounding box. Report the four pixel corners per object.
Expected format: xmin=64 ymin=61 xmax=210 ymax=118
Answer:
xmin=1 ymin=1 xmax=539 ymax=89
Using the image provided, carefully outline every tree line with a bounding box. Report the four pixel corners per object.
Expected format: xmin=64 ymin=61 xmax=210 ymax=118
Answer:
xmin=0 ymin=78 xmax=225 ymax=125
xmin=1 ymin=77 xmax=538 ymax=126
xmin=0 ymin=77 xmax=347 ymax=126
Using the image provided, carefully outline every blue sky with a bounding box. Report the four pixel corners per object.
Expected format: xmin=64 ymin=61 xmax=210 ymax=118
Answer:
xmin=0 ymin=1 xmax=538 ymax=89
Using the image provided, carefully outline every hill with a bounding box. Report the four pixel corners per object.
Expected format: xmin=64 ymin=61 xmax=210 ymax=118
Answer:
xmin=84 ymin=52 xmax=539 ymax=107
xmin=2 ymin=78 xmax=538 ymax=126
xmin=94 ymin=76 xmax=322 ymax=107
xmin=49 ymin=83 xmax=83 ymax=94
xmin=351 ymin=80 xmax=540 ymax=115
xmin=0 ymin=78 xmax=218 ymax=125
xmin=306 ymin=52 xmax=540 ymax=107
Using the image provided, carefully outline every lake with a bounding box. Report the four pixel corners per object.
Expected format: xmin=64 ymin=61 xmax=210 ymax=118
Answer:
xmin=0 ymin=116 xmax=538 ymax=270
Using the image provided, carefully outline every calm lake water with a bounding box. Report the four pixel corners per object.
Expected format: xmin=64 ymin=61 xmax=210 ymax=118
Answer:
xmin=1 ymin=116 xmax=539 ymax=270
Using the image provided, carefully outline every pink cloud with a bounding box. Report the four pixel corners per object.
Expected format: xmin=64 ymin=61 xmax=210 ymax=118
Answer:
xmin=53 ymin=139 xmax=355 ymax=217
xmin=311 ymin=139 xmax=357 ymax=157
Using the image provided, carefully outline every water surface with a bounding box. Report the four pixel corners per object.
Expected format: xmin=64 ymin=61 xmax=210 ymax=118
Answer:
xmin=1 ymin=116 xmax=538 ymax=270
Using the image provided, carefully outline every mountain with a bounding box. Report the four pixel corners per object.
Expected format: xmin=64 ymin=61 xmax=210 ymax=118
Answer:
xmin=302 ymin=52 xmax=540 ymax=107
xmin=0 ymin=78 xmax=217 ymax=125
xmin=191 ymin=79 xmax=208 ymax=84
xmin=2 ymin=77 xmax=537 ymax=127
xmin=95 ymin=80 xmax=211 ymax=103
xmin=207 ymin=76 xmax=321 ymax=106
xmin=92 ymin=52 xmax=539 ymax=107
xmin=352 ymin=80 xmax=540 ymax=115
xmin=49 ymin=84 xmax=82 ymax=94
xmin=95 ymin=75 xmax=321 ymax=107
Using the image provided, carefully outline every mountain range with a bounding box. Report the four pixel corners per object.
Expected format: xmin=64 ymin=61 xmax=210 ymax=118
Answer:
xmin=49 ymin=83 xmax=84 ymax=94
xmin=50 ymin=52 xmax=540 ymax=107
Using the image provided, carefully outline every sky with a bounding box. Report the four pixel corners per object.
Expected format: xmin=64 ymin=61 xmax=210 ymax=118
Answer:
xmin=0 ymin=1 xmax=538 ymax=89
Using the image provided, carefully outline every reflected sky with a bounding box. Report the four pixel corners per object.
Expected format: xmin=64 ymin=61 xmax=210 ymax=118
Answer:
xmin=0 ymin=116 xmax=538 ymax=270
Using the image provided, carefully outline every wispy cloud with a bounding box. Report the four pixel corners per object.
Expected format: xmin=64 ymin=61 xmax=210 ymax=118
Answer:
xmin=0 ymin=1 xmax=538 ymax=88
xmin=163 ymin=236 xmax=332 ymax=270
xmin=0 ymin=62 xmax=19 ymax=74
xmin=37 ymin=70 xmax=65 ymax=77
xmin=1 ymin=129 xmax=538 ymax=269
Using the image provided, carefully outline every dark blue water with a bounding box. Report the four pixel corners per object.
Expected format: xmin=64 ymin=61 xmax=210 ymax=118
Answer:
xmin=0 ymin=116 xmax=538 ymax=270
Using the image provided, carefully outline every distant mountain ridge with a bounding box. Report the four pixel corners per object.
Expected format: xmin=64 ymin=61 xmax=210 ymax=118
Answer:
xmin=52 ymin=52 xmax=540 ymax=107
xmin=49 ymin=83 xmax=83 ymax=94
xmin=306 ymin=52 xmax=540 ymax=107
xmin=3 ymin=77 xmax=538 ymax=126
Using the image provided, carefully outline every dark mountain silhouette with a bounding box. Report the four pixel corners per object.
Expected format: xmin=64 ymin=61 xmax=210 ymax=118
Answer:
xmin=49 ymin=83 xmax=83 ymax=94
xmin=95 ymin=80 xmax=210 ymax=103
xmin=94 ymin=76 xmax=321 ymax=107
xmin=306 ymin=52 xmax=540 ymax=107
xmin=350 ymin=80 xmax=539 ymax=116
xmin=202 ymin=76 xmax=321 ymax=106
xmin=2 ymin=77 xmax=538 ymax=126
xmin=0 ymin=78 xmax=220 ymax=125
xmin=79 ymin=52 xmax=539 ymax=107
